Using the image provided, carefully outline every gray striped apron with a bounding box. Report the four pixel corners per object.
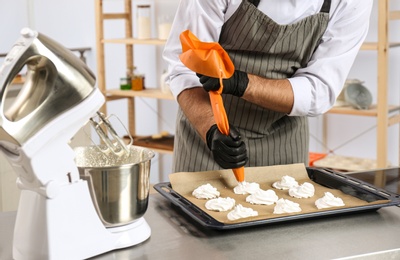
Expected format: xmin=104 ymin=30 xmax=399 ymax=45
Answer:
xmin=173 ymin=0 xmax=331 ymax=172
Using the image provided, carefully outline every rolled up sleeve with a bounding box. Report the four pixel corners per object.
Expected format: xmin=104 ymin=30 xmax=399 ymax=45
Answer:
xmin=288 ymin=1 xmax=373 ymax=117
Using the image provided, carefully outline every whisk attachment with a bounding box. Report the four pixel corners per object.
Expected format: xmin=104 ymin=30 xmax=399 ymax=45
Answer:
xmin=89 ymin=112 xmax=132 ymax=156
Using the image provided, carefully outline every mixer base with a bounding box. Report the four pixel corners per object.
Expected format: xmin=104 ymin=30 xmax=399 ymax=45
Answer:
xmin=12 ymin=181 xmax=151 ymax=260
xmin=107 ymin=217 xmax=151 ymax=249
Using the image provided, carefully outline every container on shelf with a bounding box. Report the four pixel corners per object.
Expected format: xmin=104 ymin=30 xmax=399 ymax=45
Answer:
xmin=334 ymin=79 xmax=373 ymax=110
xmin=344 ymin=79 xmax=372 ymax=110
xmin=120 ymin=69 xmax=132 ymax=90
xmin=131 ymin=67 xmax=145 ymax=91
xmin=120 ymin=77 xmax=131 ymax=90
xmin=131 ymin=75 xmax=144 ymax=91
xmin=137 ymin=5 xmax=151 ymax=39
xmin=158 ymin=15 xmax=172 ymax=40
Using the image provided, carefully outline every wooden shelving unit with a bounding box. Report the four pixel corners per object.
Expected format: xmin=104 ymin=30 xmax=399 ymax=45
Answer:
xmin=322 ymin=0 xmax=400 ymax=185
xmin=102 ymin=38 xmax=166 ymax=45
xmin=94 ymin=0 xmax=173 ymax=154
xmin=328 ymin=105 xmax=400 ymax=118
xmin=106 ymin=88 xmax=174 ymax=101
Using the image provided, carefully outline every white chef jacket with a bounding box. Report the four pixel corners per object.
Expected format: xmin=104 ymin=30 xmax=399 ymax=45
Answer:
xmin=162 ymin=0 xmax=373 ymax=116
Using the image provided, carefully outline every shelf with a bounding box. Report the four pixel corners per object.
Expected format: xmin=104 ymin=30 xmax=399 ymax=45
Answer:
xmin=149 ymin=147 xmax=174 ymax=154
xmin=361 ymin=42 xmax=400 ymax=50
xmin=124 ymin=135 xmax=174 ymax=154
xmin=328 ymin=104 xmax=400 ymax=116
xmin=102 ymin=38 xmax=166 ymax=45
xmin=361 ymin=42 xmax=378 ymax=50
xmin=106 ymin=88 xmax=174 ymax=100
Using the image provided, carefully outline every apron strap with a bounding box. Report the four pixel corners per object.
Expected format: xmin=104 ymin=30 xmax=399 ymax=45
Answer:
xmin=320 ymin=0 xmax=331 ymax=13
xmin=248 ymin=0 xmax=260 ymax=7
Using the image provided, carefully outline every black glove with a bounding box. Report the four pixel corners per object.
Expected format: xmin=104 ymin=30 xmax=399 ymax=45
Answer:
xmin=206 ymin=124 xmax=248 ymax=169
xmin=197 ymin=70 xmax=249 ymax=97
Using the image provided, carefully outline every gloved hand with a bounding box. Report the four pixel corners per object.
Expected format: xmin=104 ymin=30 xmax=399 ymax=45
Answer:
xmin=197 ymin=70 xmax=249 ymax=97
xmin=206 ymin=124 xmax=248 ymax=169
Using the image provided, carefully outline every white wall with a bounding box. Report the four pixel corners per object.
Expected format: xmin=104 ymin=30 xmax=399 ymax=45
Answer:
xmin=0 ymin=1 xmax=399 ymax=211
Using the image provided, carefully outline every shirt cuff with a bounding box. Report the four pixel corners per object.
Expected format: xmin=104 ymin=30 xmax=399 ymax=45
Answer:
xmin=287 ymin=77 xmax=312 ymax=116
xmin=168 ymin=73 xmax=201 ymax=99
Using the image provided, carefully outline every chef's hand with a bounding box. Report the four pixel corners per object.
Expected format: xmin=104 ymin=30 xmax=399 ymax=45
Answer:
xmin=197 ymin=70 xmax=249 ymax=97
xmin=206 ymin=124 xmax=248 ymax=169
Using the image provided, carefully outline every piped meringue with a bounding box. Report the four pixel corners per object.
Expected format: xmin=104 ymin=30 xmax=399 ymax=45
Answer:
xmin=315 ymin=192 xmax=345 ymax=209
xmin=272 ymin=175 xmax=299 ymax=190
xmin=273 ymin=198 xmax=302 ymax=214
xmin=227 ymin=204 xmax=259 ymax=220
xmin=246 ymin=189 xmax=279 ymax=205
xmin=233 ymin=181 xmax=260 ymax=195
xmin=192 ymin=183 xmax=220 ymax=199
xmin=289 ymin=182 xmax=315 ymax=198
xmin=205 ymin=197 xmax=236 ymax=212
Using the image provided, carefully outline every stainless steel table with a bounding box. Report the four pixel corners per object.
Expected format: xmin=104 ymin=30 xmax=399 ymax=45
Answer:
xmin=1 ymin=192 xmax=400 ymax=260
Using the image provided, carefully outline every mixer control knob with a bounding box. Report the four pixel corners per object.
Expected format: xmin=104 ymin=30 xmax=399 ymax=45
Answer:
xmin=20 ymin=28 xmax=36 ymax=38
xmin=44 ymin=180 xmax=61 ymax=199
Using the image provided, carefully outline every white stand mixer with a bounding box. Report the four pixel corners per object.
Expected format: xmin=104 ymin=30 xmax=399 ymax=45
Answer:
xmin=0 ymin=28 xmax=151 ymax=259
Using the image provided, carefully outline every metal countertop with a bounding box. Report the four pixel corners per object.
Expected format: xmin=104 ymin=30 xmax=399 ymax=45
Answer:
xmin=1 ymin=191 xmax=400 ymax=260
xmin=2 ymin=168 xmax=400 ymax=259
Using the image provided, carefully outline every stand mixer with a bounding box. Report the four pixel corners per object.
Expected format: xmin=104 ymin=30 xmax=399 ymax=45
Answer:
xmin=0 ymin=28 xmax=152 ymax=259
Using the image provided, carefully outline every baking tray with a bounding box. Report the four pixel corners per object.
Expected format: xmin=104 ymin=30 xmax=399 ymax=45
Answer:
xmin=153 ymin=167 xmax=400 ymax=230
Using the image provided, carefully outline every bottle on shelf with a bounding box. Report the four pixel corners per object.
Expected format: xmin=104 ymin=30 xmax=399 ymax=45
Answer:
xmin=137 ymin=5 xmax=152 ymax=39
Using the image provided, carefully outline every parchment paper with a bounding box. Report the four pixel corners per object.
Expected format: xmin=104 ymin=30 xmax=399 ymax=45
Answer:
xmin=169 ymin=163 xmax=389 ymax=224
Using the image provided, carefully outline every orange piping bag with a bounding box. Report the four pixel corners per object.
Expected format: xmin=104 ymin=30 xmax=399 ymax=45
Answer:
xmin=179 ymin=30 xmax=245 ymax=182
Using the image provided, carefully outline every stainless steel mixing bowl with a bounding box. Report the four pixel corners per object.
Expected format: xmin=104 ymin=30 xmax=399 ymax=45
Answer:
xmin=74 ymin=145 xmax=155 ymax=227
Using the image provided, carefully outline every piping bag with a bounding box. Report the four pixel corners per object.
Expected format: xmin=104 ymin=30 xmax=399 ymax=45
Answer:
xmin=179 ymin=30 xmax=245 ymax=183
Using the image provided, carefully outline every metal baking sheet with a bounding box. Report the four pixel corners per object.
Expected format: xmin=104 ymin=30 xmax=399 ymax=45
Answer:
xmin=153 ymin=167 xmax=400 ymax=230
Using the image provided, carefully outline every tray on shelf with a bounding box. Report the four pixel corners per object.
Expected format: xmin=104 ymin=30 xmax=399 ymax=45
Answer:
xmin=154 ymin=167 xmax=400 ymax=230
xmin=312 ymin=154 xmax=391 ymax=172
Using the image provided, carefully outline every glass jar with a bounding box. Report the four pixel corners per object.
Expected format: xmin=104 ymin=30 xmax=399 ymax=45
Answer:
xmin=131 ymin=67 xmax=144 ymax=91
xmin=137 ymin=5 xmax=151 ymax=39
xmin=158 ymin=15 xmax=172 ymax=40
xmin=120 ymin=77 xmax=131 ymax=90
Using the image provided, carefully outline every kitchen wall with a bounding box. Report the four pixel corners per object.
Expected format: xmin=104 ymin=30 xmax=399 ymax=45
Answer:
xmin=0 ymin=0 xmax=399 ymax=212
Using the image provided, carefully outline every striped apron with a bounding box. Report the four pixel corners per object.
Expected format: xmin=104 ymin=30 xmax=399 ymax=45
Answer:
xmin=173 ymin=0 xmax=331 ymax=172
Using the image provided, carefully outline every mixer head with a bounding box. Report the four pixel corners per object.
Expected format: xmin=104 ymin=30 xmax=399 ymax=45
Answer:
xmin=0 ymin=28 xmax=100 ymax=152
xmin=0 ymin=28 xmax=105 ymax=190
